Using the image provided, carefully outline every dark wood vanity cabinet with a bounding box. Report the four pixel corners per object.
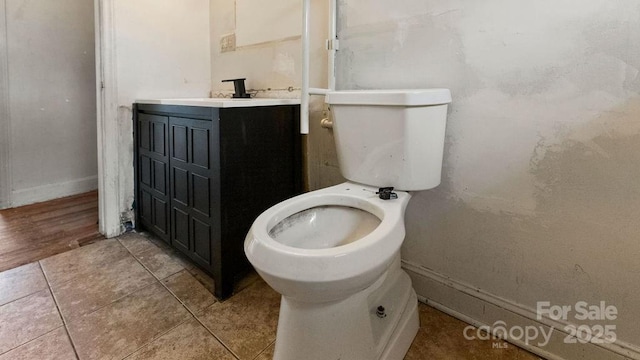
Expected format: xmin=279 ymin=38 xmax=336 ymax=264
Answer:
xmin=134 ymin=103 xmax=302 ymax=299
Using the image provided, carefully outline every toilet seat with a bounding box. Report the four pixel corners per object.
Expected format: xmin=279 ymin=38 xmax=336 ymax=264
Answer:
xmin=268 ymin=205 xmax=382 ymax=249
xmin=244 ymin=182 xmax=411 ymax=302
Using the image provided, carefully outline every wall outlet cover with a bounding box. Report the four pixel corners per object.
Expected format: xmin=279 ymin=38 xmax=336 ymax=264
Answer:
xmin=220 ymin=33 xmax=236 ymax=53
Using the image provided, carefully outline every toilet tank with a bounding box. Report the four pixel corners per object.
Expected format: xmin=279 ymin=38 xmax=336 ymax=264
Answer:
xmin=325 ymin=89 xmax=451 ymax=191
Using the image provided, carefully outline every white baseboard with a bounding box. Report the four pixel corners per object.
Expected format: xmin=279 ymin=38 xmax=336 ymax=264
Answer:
xmin=402 ymin=260 xmax=640 ymax=360
xmin=10 ymin=175 xmax=98 ymax=208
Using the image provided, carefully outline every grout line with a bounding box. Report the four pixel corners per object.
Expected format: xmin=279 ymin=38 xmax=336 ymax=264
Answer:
xmin=0 ymin=325 xmax=65 ymax=357
xmin=192 ymin=281 xmax=278 ymax=360
xmin=116 ymin=237 xmax=184 ymax=282
xmin=117 ymin=236 xmax=179 ymax=285
xmin=62 ymin=280 xmax=160 ymax=325
xmin=193 ymin=313 xmax=241 ymax=360
xmin=251 ymin=339 xmax=276 ymax=360
xmin=120 ymin=317 xmax=192 ymax=360
xmin=38 ymin=261 xmax=81 ymax=360
xmin=38 ymin=239 xmax=128 ymax=289
xmin=117 ymin=233 xmax=216 ymax=291
xmin=157 ymin=270 xmax=219 ymax=311
xmin=0 ymin=284 xmax=48 ymax=308
xmin=157 ymin=278 xmax=240 ymax=360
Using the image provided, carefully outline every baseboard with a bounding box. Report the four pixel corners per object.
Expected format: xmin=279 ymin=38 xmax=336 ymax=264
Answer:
xmin=402 ymin=260 xmax=640 ymax=360
xmin=10 ymin=176 xmax=98 ymax=208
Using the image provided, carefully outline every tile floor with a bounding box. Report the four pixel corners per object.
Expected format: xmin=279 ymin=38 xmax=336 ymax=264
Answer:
xmin=0 ymin=232 xmax=544 ymax=360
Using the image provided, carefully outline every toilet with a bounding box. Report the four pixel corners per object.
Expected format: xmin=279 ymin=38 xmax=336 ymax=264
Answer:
xmin=244 ymin=89 xmax=452 ymax=360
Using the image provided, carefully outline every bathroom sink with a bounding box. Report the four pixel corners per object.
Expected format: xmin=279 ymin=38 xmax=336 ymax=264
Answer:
xmin=135 ymin=97 xmax=301 ymax=108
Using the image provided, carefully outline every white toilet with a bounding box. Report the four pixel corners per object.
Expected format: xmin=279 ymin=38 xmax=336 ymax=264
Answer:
xmin=244 ymin=89 xmax=451 ymax=360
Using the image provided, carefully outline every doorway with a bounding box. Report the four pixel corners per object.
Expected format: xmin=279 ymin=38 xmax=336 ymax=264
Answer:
xmin=0 ymin=0 xmax=98 ymax=210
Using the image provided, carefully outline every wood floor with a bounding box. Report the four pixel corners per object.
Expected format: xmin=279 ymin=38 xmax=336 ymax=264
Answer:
xmin=0 ymin=191 xmax=104 ymax=272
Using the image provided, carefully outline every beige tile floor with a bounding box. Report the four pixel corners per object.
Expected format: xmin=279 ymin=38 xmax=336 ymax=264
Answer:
xmin=0 ymin=232 xmax=544 ymax=360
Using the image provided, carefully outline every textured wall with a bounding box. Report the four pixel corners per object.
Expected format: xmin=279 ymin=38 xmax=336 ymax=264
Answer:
xmin=336 ymin=0 xmax=640 ymax=352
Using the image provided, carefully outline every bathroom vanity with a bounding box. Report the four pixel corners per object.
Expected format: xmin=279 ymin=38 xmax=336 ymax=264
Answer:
xmin=133 ymin=98 xmax=302 ymax=299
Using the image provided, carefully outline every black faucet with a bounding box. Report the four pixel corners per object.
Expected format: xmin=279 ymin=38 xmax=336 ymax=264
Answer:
xmin=222 ymin=78 xmax=251 ymax=98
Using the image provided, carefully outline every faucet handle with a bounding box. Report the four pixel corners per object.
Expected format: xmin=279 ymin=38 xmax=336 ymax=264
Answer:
xmin=221 ymin=78 xmax=250 ymax=98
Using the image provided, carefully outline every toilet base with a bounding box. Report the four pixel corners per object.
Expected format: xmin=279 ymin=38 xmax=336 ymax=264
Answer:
xmin=379 ymin=287 xmax=419 ymax=359
xmin=272 ymin=255 xmax=419 ymax=360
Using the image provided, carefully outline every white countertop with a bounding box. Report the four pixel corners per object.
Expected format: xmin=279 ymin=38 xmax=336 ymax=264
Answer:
xmin=135 ymin=97 xmax=301 ymax=108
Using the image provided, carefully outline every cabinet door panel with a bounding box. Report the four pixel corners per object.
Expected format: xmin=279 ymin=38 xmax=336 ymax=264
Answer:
xmin=139 ymin=119 xmax=151 ymax=151
xmin=191 ymin=127 xmax=210 ymax=169
xmin=153 ymin=160 xmax=167 ymax=195
xmin=172 ymin=167 xmax=189 ymax=206
xmin=172 ymin=207 xmax=190 ymax=252
xmin=140 ymin=156 xmax=152 ymax=187
xmin=191 ymin=173 xmax=210 ymax=217
xmin=171 ymin=124 xmax=188 ymax=162
xmin=152 ymin=122 xmax=166 ymax=156
xmin=140 ymin=190 xmax=152 ymax=223
xmin=153 ymin=198 xmax=169 ymax=235
xmin=192 ymin=217 xmax=211 ymax=263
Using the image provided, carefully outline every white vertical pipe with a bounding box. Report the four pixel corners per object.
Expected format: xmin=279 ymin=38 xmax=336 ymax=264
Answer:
xmin=301 ymin=0 xmax=311 ymax=134
xmin=328 ymin=0 xmax=337 ymax=91
xmin=301 ymin=0 xmax=337 ymax=134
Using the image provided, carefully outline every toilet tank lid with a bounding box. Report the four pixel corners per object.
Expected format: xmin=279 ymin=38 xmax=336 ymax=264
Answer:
xmin=325 ymin=89 xmax=452 ymax=106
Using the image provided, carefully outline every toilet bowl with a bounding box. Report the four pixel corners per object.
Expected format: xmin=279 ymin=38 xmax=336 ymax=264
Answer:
xmin=245 ymin=182 xmax=410 ymax=303
xmin=245 ymin=89 xmax=451 ymax=360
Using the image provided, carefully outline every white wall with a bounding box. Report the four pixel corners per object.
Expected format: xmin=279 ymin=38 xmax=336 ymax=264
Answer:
xmin=210 ymin=0 xmax=325 ymax=95
xmin=115 ymin=0 xmax=211 ymax=104
xmin=336 ymin=1 xmax=640 ymax=359
xmin=235 ymin=0 xmax=301 ymax=47
xmin=210 ymin=0 xmax=343 ymax=189
xmin=0 ymin=0 xmax=97 ymax=208
xmin=103 ymin=0 xmax=211 ymax=232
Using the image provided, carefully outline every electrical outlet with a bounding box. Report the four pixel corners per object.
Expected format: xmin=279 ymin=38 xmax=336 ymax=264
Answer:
xmin=220 ymin=33 xmax=236 ymax=53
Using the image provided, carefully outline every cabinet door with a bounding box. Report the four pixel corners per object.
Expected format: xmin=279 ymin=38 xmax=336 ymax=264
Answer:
xmin=169 ymin=117 xmax=219 ymax=269
xmin=219 ymin=106 xmax=302 ymax=276
xmin=137 ymin=113 xmax=171 ymax=242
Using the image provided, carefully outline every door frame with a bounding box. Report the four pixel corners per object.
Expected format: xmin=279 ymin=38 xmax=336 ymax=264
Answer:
xmin=94 ymin=0 xmax=122 ymax=237
xmin=0 ymin=0 xmax=12 ymax=209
